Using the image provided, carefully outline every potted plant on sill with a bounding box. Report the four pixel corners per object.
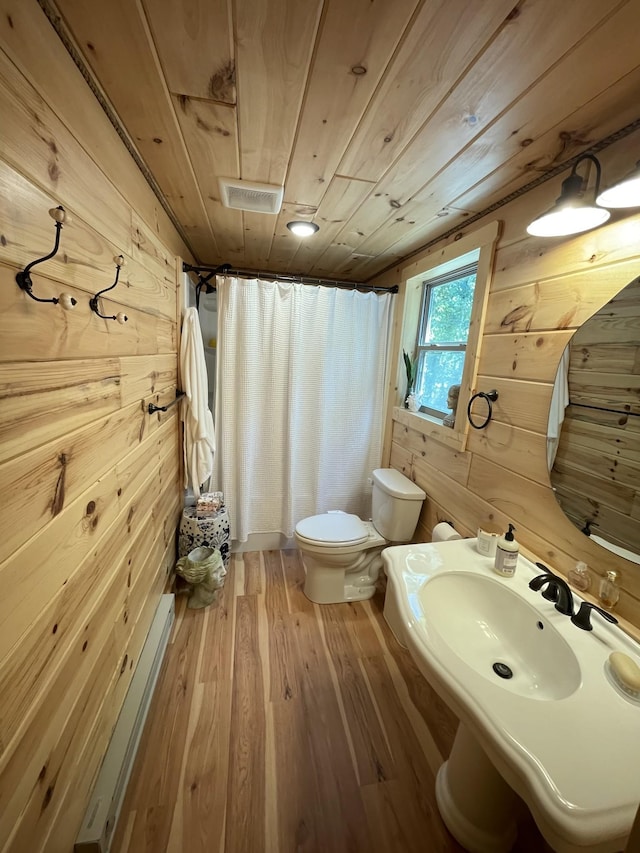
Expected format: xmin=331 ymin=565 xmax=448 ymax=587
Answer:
xmin=403 ymin=350 xmax=419 ymax=412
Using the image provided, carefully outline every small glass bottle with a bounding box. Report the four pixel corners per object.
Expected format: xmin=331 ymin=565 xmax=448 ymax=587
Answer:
xmin=599 ymin=570 xmax=620 ymax=610
xmin=568 ymin=560 xmax=591 ymax=592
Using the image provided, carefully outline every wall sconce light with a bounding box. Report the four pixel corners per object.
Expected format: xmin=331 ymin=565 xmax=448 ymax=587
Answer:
xmin=89 ymin=255 xmax=128 ymax=323
xmin=527 ymin=153 xmax=640 ymax=238
xmin=527 ymin=154 xmax=610 ymax=237
xmin=286 ymin=221 xmax=319 ymax=237
xmin=15 ymin=206 xmax=77 ymax=309
xmin=596 ymin=160 xmax=640 ymax=208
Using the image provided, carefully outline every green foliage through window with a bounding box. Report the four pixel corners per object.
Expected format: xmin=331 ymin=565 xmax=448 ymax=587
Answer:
xmin=414 ymin=265 xmax=477 ymax=417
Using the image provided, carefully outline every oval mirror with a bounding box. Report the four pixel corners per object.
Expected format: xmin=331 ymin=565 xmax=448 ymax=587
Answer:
xmin=548 ymin=275 xmax=640 ymax=564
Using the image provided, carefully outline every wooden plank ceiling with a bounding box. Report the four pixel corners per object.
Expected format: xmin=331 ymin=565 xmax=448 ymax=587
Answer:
xmin=53 ymin=0 xmax=640 ymax=282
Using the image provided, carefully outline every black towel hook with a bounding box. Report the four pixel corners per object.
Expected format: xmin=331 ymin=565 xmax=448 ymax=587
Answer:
xmin=89 ymin=255 xmax=128 ymax=323
xmin=15 ymin=206 xmax=77 ymax=310
xmin=148 ymin=391 xmax=186 ymax=414
xmin=467 ymin=389 xmax=499 ymax=430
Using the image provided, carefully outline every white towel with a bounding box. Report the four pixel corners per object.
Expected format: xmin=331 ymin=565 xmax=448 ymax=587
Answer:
xmin=547 ymin=345 xmax=570 ymax=470
xmin=180 ymin=307 xmax=215 ymax=498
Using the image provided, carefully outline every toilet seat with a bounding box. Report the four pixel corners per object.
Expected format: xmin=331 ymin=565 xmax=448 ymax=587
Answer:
xmin=295 ymin=512 xmax=369 ymax=547
xmin=295 ymin=468 xmax=425 ymax=604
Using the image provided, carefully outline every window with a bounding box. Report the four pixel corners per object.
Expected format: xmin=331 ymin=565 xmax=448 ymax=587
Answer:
xmin=414 ymin=262 xmax=477 ymax=417
xmin=392 ymin=219 xmax=499 ymax=452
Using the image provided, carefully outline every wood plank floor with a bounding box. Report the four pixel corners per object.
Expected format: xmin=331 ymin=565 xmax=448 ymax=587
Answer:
xmin=112 ymin=550 xmax=552 ymax=853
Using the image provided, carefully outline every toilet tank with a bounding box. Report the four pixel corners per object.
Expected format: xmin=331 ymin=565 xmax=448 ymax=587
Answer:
xmin=371 ymin=468 xmax=426 ymax=542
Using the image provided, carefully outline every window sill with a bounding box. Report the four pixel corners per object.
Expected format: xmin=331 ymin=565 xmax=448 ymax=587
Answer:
xmin=392 ymin=406 xmax=467 ymax=451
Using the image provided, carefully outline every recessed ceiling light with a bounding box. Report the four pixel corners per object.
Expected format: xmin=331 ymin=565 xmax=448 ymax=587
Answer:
xmin=286 ymin=221 xmax=319 ymax=237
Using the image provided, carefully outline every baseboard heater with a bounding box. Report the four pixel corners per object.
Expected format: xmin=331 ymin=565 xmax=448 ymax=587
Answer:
xmin=75 ymin=594 xmax=175 ymax=852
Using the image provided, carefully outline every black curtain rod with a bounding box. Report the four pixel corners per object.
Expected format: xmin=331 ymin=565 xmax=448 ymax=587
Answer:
xmin=183 ymin=262 xmax=398 ymax=296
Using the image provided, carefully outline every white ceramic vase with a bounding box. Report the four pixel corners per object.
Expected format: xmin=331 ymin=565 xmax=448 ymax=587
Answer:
xmin=406 ymin=392 xmax=420 ymax=413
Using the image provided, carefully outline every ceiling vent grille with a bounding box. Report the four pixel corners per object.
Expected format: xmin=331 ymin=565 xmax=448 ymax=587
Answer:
xmin=218 ymin=178 xmax=284 ymax=214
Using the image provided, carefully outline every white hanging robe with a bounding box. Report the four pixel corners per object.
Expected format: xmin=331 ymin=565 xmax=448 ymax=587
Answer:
xmin=180 ymin=307 xmax=215 ymax=498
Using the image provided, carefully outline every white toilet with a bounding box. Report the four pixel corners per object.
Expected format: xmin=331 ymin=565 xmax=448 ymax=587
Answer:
xmin=294 ymin=468 xmax=426 ymax=604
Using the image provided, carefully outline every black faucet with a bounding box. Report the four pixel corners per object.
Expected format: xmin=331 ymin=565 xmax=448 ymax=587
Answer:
xmin=571 ymin=601 xmax=619 ymax=631
xmin=529 ymin=572 xmax=574 ymax=616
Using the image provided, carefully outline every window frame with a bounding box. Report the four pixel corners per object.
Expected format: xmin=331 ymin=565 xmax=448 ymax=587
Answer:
xmin=390 ymin=220 xmax=500 ymax=453
xmin=415 ymin=261 xmax=478 ymax=418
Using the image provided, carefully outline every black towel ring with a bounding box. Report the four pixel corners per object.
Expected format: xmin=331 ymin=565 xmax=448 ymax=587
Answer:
xmin=467 ymin=389 xmax=499 ymax=430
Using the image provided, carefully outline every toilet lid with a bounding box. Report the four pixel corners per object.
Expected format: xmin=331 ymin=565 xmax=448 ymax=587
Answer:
xmin=295 ymin=513 xmax=369 ymax=546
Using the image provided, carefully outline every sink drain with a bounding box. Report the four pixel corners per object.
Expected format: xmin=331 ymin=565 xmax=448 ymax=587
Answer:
xmin=492 ymin=662 xmax=513 ymax=679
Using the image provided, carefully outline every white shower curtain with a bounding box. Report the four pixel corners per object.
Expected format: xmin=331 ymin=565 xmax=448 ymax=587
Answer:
xmin=214 ymin=277 xmax=393 ymax=542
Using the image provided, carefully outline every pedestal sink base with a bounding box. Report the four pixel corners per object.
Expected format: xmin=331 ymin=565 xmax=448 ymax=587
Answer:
xmin=436 ymin=724 xmax=518 ymax=853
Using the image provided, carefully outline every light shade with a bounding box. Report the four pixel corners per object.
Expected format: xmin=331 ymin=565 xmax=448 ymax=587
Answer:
xmin=286 ymin=221 xmax=319 ymax=237
xmin=596 ymin=161 xmax=640 ymax=208
xmin=527 ymin=204 xmax=610 ymax=237
xmin=527 ymin=155 xmax=610 ymax=237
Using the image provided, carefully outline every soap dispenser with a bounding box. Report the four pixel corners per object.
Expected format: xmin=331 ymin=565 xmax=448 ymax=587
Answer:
xmin=494 ymin=523 xmax=519 ymax=577
xmin=599 ymin=570 xmax=620 ymax=610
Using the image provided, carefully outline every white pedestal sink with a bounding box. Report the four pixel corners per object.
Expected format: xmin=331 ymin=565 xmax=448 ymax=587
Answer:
xmin=382 ymin=539 xmax=640 ymax=853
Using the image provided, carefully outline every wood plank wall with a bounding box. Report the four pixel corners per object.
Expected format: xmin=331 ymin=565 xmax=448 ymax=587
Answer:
xmin=378 ymin=128 xmax=640 ymax=629
xmin=551 ymin=279 xmax=640 ymax=556
xmin=0 ymin=3 xmax=191 ymax=849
